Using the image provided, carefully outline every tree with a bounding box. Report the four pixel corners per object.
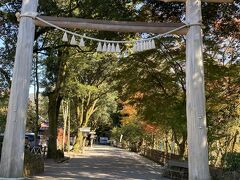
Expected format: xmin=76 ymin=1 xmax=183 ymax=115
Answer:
xmin=41 ymin=49 xmax=67 ymax=158
xmin=1 ymin=0 xmax=238 ymax=163
xmin=115 ymin=39 xmax=188 ymax=156
xmin=63 ymin=52 xmax=118 ymax=152
xmin=114 ymin=1 xmax=240 ymax=159
xmin=36 ymin=0 xmax=136 ymax=157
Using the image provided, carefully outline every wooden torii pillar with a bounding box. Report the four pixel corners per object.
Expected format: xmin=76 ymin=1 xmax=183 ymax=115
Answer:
xmin=0 ymin=0 xmax=38 ymax=178
xmin=162 ymin=0 xmax=231 ymax=179
xmin=0 ymin=0 xmax=232 ymax=178
xmin=186 ymin=0 xmax=210 ymax=179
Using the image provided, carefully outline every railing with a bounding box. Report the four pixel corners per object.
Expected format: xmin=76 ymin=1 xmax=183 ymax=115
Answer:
xmin=140 ymin=148 xmax=186 ymax=166
xmin=26 ymin=145 xmax=47 ymax=157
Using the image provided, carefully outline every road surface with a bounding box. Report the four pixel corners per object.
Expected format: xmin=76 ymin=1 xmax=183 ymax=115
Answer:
xmin=30 ymin=145 xmax=168 ymax=180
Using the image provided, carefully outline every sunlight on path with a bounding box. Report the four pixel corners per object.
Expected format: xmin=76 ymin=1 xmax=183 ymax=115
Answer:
xmin=29 ymin=145 xmax=168 ymax=180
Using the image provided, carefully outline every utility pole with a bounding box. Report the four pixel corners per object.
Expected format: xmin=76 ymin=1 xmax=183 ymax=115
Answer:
xmin=0 ymin=0 xmax=38 ymax=178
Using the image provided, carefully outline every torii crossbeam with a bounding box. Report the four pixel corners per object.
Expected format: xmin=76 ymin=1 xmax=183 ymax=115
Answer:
xmin=0 ymin=0 xmax=233 ymax=179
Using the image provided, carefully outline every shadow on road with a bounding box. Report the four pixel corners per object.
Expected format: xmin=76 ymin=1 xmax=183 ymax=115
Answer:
xmin=30 ymin=145 xmax=167 ymax=180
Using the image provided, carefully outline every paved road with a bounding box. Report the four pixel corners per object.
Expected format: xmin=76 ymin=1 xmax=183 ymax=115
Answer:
xmin=30 ymin=145 xmax=168 ymax=180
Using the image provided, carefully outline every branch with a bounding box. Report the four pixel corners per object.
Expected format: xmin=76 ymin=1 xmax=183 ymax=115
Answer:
xmin=0 ymin=68 xmax=11 ymax=88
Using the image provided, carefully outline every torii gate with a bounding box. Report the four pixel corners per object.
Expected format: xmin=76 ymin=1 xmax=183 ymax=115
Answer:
xmin=0 ymin=0 xmax=232 ymax=179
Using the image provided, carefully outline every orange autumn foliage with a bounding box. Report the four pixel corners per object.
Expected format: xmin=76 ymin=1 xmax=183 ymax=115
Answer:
xmin=120 ymin=102 xmax=159 ymax=134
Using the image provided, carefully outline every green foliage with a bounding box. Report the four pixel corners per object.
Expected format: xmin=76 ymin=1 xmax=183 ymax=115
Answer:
xmin=26 ymin=101 xmax=36 ymax=132
xmin=1 ymin=0 xmax=239 ymax=164
xmin=111 ymin=127 xmax=121 ymax=140
xmin=204 ymin=44 xmax=240 ymax=165
xmin=0 ymin=95 xmax=8 ymax=133
xmin=122 ymin=122 xmax=143 ymax=144
xmin=114 ymin=1 xmax=239 ymax=158
xmin=63 ymin=52 xmax=119 ymax=128
xmin=223 ymin=152 xmax=240 ymax=171
xmin=115 ymin=36 xmax=188 ymax=154
xmin=111 ymin=119 xmax=152 ymax=152
xmin=0 ymin=1 xmax=20 ymax=90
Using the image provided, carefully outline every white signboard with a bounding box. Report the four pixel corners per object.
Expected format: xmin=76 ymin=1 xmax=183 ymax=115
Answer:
xmin=79 ymin=127 xmax=90 ymax=132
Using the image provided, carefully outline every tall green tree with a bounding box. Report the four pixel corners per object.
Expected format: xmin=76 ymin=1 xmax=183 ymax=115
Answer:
xmin=63 ymin=53 xmax=118 ymax=152
xmin=37 ymin=0 xmax=136 ymax=157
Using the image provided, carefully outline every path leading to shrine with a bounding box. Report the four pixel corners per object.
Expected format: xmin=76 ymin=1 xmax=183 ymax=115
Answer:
xmin=30 ymin=145 xmax=168 ymax=180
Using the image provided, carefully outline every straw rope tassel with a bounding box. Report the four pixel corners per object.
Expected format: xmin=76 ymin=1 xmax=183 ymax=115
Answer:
xmin=149 ymin=41 xmax=152 ymax=49
xmin=102 ymin=42 xmax=107 ymax=51
xmin=143 ymin=41 xmax=147 ymax=50
xmin=107 ymin=43 xmax=111 ymax=52
xmin=62 ymin=32 xmax=68 ymax=42
xmin=148 ymin=40 xmax=151 ymax=49
xmin=140 ymin=42 xmax=143 ymax=51
xmin=146 ymin=41 xmax=150 ymax=50
xmin=136 ymin=42 xmax=140 ymax=52
xmin=151 ymin=40 xmax=156 ymax=49
xmin=79 ymin=38 xmax=85 ymax=47
xmin=116 ymin=43 xmax=121 ymax=53
xmin=111 ymin=43 xmax=116 ymax=52
xmin=124 ymin=50 xmax=128 ymax=57
xmin=97 ymin=42 xmax=102 ymax=52
xmin=70 ymin=35 xmax=77 ymax=45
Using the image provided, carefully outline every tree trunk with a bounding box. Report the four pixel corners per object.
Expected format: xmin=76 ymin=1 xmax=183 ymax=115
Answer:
xmin=173 ymin=130 xmax=187 ymax=157
xmin=67 ymin=107 xmax=71 ymax=152
xmin=62 ymin=112 xmax=67 ymax=151
xmin=34 ymin=52 xmax=39 ymax=146
xmin=47 ymin=93 xmax=62 ymax=158
xmin=73 ymin=100 xmax=84 ymax=152
xmin=82 ymin=136 xmax=87 ymax=153
xmin=46 ymin=50 xmax=67 ymax=158
xmin=151 ymin=133 xmax=155 ymax=149
xmin=73 ymin=128 xmax=83 ymax=153
xmin=62 ymin=101 xmax=68 ymax=150
xmin=231 ymin=130 xmax=239 ymax=152
xmin=73 ymin=95 xmax=98 ymax=153
xmin=178 ymin=136 xmax=187 ymax=157
xmin=164 ymin=131 xmax=169 ymax=163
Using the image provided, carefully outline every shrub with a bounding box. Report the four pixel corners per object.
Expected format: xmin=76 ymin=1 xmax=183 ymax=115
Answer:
xmin=24 ymin=149 xmax=44 ymax=176
xmin=223 ymin=152 xmax=240 ymax=171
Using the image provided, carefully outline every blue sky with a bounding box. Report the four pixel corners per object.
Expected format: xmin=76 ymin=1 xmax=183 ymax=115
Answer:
xmin=1 ymin=34 xmax=43 ymax=95
xmin=29 ymin=85 xmax=36 ymax=94
xmin=29 ymin=86 xmax=44 ymax=95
